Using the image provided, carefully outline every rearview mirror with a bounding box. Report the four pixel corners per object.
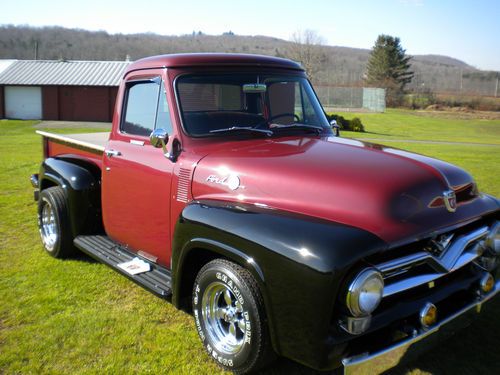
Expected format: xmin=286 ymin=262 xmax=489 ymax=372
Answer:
xmin=150 ymin=128 xmax=169 ymax=157
xmin=243 ymin=84 xmax=267 ymax=93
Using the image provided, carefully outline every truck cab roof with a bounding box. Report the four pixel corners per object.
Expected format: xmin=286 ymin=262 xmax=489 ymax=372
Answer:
xmin=125 ymin=53 xmax=304 ymax=73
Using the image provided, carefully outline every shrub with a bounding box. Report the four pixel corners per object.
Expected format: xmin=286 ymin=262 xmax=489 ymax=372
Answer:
xmin=325 ymin=113 xmax=366 ymax=132
xmin=350 ymin=117 xmax=365 ymax=132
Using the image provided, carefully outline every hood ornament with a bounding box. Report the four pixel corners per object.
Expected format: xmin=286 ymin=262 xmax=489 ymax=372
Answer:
xmin=443 ymin=190 xmax=457 ymax=213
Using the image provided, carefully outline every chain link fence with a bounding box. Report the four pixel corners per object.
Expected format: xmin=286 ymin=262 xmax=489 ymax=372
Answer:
xmin=315 ymin=86 xmax=386 ymax=112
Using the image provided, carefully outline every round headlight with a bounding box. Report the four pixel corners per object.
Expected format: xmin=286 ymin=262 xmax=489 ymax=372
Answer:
xmin=486 ymin=222 xmax=500 ymax=254
xmin=346 ymin=268 xmax=384 ymax=317
xmin=477 ymin=251 xmax=498 ymax=271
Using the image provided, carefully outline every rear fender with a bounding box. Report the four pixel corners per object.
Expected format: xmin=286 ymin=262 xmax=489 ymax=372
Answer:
xmin=39 ymin=157 xmax=102 ymax=237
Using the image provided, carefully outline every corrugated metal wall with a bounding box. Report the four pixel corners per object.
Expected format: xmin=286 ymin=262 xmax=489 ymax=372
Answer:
xmin=42 ymin=86 xmax=59 ymax=120
xmin=58 ymin=86 xmax=115 ymax=122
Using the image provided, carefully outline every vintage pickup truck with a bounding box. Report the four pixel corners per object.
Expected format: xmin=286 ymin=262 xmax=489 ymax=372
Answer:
xmin=31 ymin=53 xmax=499 ymax=374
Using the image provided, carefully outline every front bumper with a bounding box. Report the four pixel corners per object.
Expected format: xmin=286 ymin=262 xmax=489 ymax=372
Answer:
xmin=342 ymin=280 xmax=499 ymax=374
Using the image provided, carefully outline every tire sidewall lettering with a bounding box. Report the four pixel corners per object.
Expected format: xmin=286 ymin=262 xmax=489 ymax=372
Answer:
xmin=193 ymin=267 xmax=255 ymax=369
xmin=216 ymin=271 xmax=245 ymax=307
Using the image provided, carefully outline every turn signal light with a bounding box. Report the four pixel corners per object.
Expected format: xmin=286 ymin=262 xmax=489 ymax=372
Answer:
xmin=480 ymin=273 xmax=494 ymax=294
xmin=420 ymin=302 xmax=437 ymax=328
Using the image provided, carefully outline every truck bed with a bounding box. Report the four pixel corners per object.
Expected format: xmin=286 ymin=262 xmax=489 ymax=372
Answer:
xmin=36 ymin=130 xmax=109 ymax=153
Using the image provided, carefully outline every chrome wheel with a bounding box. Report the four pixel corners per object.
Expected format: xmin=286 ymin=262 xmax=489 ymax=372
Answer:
xmin=201 ymin=281 xmax=247 ymax=355
xmin=40 ymin=198 xmax=58 ymax=251
xmin=194 ymin=259 xmax=272 ymax=373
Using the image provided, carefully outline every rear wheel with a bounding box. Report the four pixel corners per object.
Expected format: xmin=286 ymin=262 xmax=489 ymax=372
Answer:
xmin=193 ymin=259 xmax=273 ymax=374
xmin=38 ymin=186 xmax=75 ymax=258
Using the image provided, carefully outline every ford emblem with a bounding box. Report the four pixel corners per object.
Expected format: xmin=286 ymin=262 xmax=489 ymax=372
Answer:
xmin=443 ymin=190 xmax=457 ymax=213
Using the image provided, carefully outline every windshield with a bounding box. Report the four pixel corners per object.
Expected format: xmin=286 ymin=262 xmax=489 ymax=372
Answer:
xmin=176 ymin=74 xmax=332 ymax=137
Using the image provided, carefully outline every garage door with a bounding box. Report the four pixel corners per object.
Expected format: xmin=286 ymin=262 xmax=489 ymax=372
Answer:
xmin=5 ymin=86 xmax=42 ymax=119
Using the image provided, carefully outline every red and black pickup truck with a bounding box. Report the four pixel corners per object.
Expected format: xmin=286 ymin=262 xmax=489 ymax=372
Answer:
xmin=31 ymin=53 xmax=499 ymax=374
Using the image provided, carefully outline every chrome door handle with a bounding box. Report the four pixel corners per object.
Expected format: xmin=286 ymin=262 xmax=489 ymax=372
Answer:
xmin=104 ymin=149 xmax=121 ymax=157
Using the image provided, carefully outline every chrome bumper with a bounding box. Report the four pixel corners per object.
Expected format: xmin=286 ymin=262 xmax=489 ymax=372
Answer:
xmin=342 ymin=280 xmax=500 ymax=375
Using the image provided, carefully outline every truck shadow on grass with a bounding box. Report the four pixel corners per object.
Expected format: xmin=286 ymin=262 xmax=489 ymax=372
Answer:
xmin=257 ymin=297 xmax=500 ymax=375
xmin=71 ymin=251 xmax=99 ymax=264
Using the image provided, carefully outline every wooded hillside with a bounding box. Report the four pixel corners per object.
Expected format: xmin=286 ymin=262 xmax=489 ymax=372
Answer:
xmin=1 ymin=25 xmax=497 ymax=95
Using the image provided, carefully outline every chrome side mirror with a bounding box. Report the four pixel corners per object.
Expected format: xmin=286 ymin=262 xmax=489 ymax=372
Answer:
xmin=330 ymin=120 xmax=340 ymax=137
xmin=150 ymin=128 xmax=169 ymax=156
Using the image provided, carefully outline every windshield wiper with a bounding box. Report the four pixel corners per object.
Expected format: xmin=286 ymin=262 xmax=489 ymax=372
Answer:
xmin=209 ymin=126 xmax=273 ymax=136
xmin=271 ymin=124 xmax=324 ymax=134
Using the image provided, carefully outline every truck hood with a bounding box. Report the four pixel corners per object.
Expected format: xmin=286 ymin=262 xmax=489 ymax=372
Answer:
xmin=191 ymin=136 xmax=498 ymax=244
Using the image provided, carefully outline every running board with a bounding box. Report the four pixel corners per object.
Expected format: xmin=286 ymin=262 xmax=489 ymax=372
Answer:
xmin=74 ymin=235 xmax=172 ymax=299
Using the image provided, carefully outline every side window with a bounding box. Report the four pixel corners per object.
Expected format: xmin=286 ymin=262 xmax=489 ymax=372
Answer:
xmin=300 ymin=84 xmax=319 ymax=125
xmin=293 ymin=82 xmax=304 ymax=121
xmin=122 ymin=81 xmax=160 ymax=137
xmin=155 ymin=81 xmax=173 ymax=134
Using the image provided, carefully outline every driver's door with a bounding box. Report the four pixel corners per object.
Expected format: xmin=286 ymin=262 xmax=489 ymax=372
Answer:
xmin=102 ymin=70 xmax=174 ymax=267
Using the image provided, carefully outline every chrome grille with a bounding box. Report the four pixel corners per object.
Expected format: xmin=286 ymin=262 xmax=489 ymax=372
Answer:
xmin=376 ymin=225 xmax=491 ymax=297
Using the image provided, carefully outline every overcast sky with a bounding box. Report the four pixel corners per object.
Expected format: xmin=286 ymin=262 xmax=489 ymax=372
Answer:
xmin=1 ymin=0 xmax=499 ymax=70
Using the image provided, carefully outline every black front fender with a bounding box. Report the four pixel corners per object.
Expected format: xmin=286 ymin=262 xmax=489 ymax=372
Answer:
xmin=172 ymin=200 xmax=386 ymax=369
xmin=39 ymin=157 xmax=102 ymax=237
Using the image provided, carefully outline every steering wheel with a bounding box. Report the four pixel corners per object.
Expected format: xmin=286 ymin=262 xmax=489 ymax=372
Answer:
xmin=268 ymin=113 xmax=300 ymax=123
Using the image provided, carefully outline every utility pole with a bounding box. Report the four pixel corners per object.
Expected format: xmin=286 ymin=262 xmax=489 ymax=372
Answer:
xmin=459 ymin=68 xmax=463 ymax=93
xmin=495 ymin=73 xmax=499 ymax=98
xmin=34 ymin=41 xmax=38 ymax=60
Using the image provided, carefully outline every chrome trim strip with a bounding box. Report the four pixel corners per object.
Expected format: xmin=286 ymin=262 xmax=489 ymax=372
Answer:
xmin=384 ymin=274 xmax=441 ymax=297
xmin=440 ymin=227 xmax=488 ymax=269
xmin=36 ymin=130 xmax=107 ymax=153
xmin=342 ymin=280 xmax=500 ymax=375
xmin=130 ymin=139 xmax=145 ymax=146
xmin=377 ymin=251 xmax=430 ymax=274
xmin=383 ymin=248 xmax=485 ymax=297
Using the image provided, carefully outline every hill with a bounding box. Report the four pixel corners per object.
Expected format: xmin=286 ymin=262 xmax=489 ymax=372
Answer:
xmin=0 ymin=25 xmax=497 ymax=95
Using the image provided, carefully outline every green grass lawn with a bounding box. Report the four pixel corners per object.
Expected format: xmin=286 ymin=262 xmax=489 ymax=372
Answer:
xmin=1 ymin=115 xmax=499 ymax=375
xmin=337 ymin=109 xmax=500 ymax=197
xmin=338 ymin=109 xmax=500 ymax=145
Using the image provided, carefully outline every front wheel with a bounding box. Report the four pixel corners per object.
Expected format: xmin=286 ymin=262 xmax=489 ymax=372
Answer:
xmin=192 ymin=259 xmax=272 ymax=374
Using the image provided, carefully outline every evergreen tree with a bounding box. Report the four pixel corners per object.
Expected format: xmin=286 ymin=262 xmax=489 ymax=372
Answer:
xmin=365 ymin=35 xmax=414 ymax=104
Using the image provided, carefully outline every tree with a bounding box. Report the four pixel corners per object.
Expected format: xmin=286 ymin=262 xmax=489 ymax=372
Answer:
xmin=365 ymin=35 xmax=414 ymax=105
xmin=284 ymin=30 xmax=327 ymax=83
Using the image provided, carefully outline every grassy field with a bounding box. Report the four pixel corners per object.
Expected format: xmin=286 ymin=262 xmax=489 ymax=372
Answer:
xmin=339 ymin=108 xmax=500 ymax=145
xmin=339 ymin=109 xmax=500 ymax=197
xmin=0 ymin=113 xmax=499 ymax=375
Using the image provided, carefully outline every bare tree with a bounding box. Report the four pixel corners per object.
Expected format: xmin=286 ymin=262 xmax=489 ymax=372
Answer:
xmin=284 ymin=30 xmax=327 ymax=82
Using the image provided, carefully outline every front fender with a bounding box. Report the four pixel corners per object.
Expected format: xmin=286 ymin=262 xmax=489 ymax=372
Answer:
xmin=39 ymin=157 xmax=101 ymax=237
xmin=172 ymin=200 xmax=387 ymax=369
